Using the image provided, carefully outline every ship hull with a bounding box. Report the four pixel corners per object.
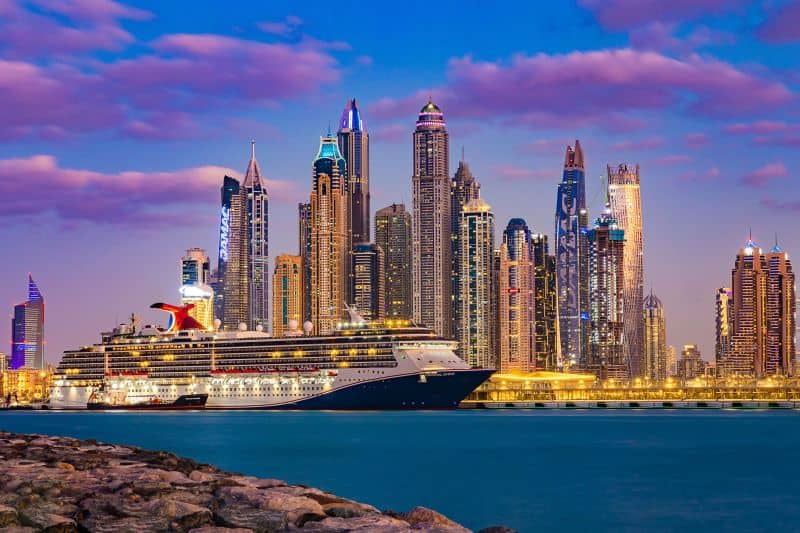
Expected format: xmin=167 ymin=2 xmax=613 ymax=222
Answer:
xmin=87 ymin=393 xmax=208 ymax=411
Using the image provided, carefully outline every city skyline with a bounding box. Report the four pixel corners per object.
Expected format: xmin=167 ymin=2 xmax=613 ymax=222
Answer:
xmin=3 ymin=1 xmax=800 ymax=364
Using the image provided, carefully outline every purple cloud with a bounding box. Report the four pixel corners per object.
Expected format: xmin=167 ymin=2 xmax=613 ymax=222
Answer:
xmin=513 ymin=138 xmax=570 ymax=155
xmin=0 ymin=155 xmax=299 ymax=227
xmin=629 ymin=22 xmax=736 ymax=53
xmin=686 ymin=132 xmax=710 ymax=147
xmin=491 ymin=165 xmax=553 ymax=182
xmin=758 ymin=1 xmax=800 ymax=43
xmin=724 ymin=120 xmax=795 ymax=135
xmin=753 ymin=134 xmax=800 ymax=147
xmin=741 ymin=162 xmax=788 ymax=187
xmin=655 ymin=154 xmax=692 ymax=165
xmin=761 ymin=196 xmax=800 ymax=211
xmin=613 ymin=137 xmax=664 ymax=150
xmin=677 ymin=166 xmax=720 ymax=182
xmin=372 ymin=124 xmax=407 ymax=144
xmin=258 ymin=15 xmax=303 ymax=36
xmin=579 ymin=0 xmax=747 ymax=31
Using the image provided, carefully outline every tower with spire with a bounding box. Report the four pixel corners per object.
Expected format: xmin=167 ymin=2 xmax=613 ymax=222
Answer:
xmin=337 ymin=98 xmax=370 ymax=246
xmin=643 ymin=289 xmax=667 ymax=381
xmin=451 ymin=150 xmax=481 ymax=341
xmin=765 ymin=235 xmax=795 ymax=376
xmin=244 ymin=140 xmax=269 ymax=330
xmin=412 ymin=97 xmax=452 ymax=337
xmin=554 ymin=140 xmax=590 ymax=370
xmin=11 ymin=275 xmax=45 ymax=369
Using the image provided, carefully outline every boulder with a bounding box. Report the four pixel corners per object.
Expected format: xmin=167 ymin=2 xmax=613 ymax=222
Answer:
xmin=405 ymin=506 xmax=471 ymax=533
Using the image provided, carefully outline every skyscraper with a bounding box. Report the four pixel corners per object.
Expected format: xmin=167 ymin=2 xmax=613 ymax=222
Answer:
xmin=375 ymin=203 xmax=412 ymax=319
xmin=765 ymin=241 xmax=795 ymax=376
xmin=298 ymin=202 xmax=312 ymax=323
xmin=451 ymin=156 xmax=481 ymax=336
xmin=457 ymin=199 xmax=495 ymax=368
xmin=215 ymin=176 xmax=240 ymax=323
xmin=643 ymin=290 xmax=667 ymax=381
xmin=182 ymin=248 xmax=211 ymax=286
xmin=180 ymin=248 xmax=214 ymax=330
xmin=496 ymin=219 xmax=534 ymax=373
xmin=221 ymin=176 xmax=249 ymax=330
xmin=587 ymin=208 xmax=626 ymax=379
xmin=608 ymin=163 xmax=644 ymax=377
xmin=272 ymin=254 xmax=303 ymax=337
xmin=11 ymin=275 xmax=44 ymax=369
xmin=555 ymin=141 xmax=590 ymax=370
xmin=244 ymin=141 xmax=269 ymax=331
xmin=715 ymin=287 xmax=733 ymax=367
xmin=352 ymin=243 xmax=385 ymax=321
xmin=677 ymin=344 xmax=705 ymax=380
xmin=337 ymin=98 xmax=370 ymax=245
xmin=532 ymin=233 xmax=559 ymax=370
xmin=310 ymin=134 xmax=349 ymax=335
xmin=722 ymin=237 xmax=767 ymax=376
xmin=412 ymin=98 xmax=452 ymax=338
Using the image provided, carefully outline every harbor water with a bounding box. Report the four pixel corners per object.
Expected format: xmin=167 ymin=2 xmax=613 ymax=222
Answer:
xmin=1 ymin=410 xmax=798 ymax=532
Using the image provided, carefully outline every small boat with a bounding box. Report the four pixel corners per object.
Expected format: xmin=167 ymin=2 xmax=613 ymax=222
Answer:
xmin=87 ymin=392 xmax=208 ymax=410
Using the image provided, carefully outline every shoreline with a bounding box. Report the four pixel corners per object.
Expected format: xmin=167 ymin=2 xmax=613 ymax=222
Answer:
xmin=0 ymin=431 xmax=512 ymax=532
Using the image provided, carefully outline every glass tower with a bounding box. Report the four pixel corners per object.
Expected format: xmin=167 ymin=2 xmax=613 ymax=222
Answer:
xmin=244 ymin=141 xmax=269 ymax=331
xmin=11 ymin=275 xmax=45 ymax=369
xmin=375 ymin=203 xmax=412 ymax=319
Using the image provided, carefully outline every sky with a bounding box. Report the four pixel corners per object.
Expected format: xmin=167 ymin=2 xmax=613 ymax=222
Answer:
xmin=2 ymin=0 xmax=800 ymax=364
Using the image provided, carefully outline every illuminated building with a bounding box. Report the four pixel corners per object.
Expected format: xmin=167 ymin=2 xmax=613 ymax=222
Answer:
xmin=375 ymin=203 xmax=412 ymax=319
xmin=310 ymin=134 xmax=349 ymax=335
xmin=554 ymin=141 xmax=590 ymax=370
xmin=643 ymin=290 xmax=667 ymax=381
xmin=219 ymin=175 xmax=249 ymax=330
xmin=496 ymin=219 xmax=533 ymax=373
xmin=1 ymin=367 xmax=52 ymax=403
xmin=765 ymin=240 xmax=795 ymax=376
xmin=0 ymin=351 xmax=7 ymax=372
xmin=587 ymin=208 xmax=626 ymax=379
xmin=298 ymin=202 xmax=312 ymax=323
xmin=457 ymin=199 xmax=495 ymax=368
xmin=272 ymin=255 xmax=303 ymax=337
xmin=412 ymin=98 xmax=452 ymax=338
xmin=608 ymin=163 xmax=644 ymax=377
xmin=337 ymin=98 xmax=370 ymax=246
xmin=244 ymin=141 xmax=269 ymax=331
xmin=11 ymin=275 xmax=44 ymax=370
xmin=352 ymin=243 xmax=385 ymax=321
xmin=451 ymin=156 xmax=481 ymax=333
xmin=722 ymin=236 xmax=767 ymax=376
xmin=715 ymin=287 xmax=733 ymax=367
xmin=666 ymin=345 xmax=677 ymax=376
xmin=677 ymin=344 xmax=704 ymax=379
xmin=182 ymin=247 xmax=210 ymax=286
xmin=179 ymin=284 xmax=214 ymax=330
xmin=532 ymin=233 xmax=558 ymax=370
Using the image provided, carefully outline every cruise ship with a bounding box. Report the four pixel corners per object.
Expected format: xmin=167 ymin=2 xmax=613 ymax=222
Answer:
xmin=50 ymin=303 xmax=493 ymax=410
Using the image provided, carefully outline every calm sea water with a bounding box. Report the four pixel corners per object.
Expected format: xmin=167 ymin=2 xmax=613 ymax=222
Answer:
xmin=1 ymin=410 xmax=798 ymax=532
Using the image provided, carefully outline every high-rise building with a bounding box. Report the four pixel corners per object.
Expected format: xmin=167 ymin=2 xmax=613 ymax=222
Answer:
xmin=555 ymin=141 xmax=590 ymax=370
xmin=221 ymin=176 xmax=249 ymax=330
xmin=451 ymin=157 xmax=481 ymax=337
xmin=456 ymin=198 xmax=495 ymax=368
xmin=11 ymin=275 xmax=44 ymax=370
xmin=677 ymin=344 xmax=705 ymax=380
xmin=532 ymin=233 xmax=559 ymax=370
xmin=496 ymin=219 xmax=533 ymax=373
xmin=587 ymin=208 xmax=626 ymax=379
xmin=215 ymin=176 xmax=241 ymax=323
xmin=298 ymin=202 xmax=312 ymax=323
xmin=352 ymin=243 xmax=385 ymax=321
xmin=643 ymin=290 xmax=667 ymax=381
xmin=310 ymin=134 xmax=349 ymax=335
xmin=337 ymin=98 xmax=370 ymax=245
xmin=765 ymin=241 xmax=795 ymax=376
xmin=715 ymin=287 xmax=733 ymax=367
xmin=666 ymin=345 xmax=677 ymax=376
xmin=722 ymin=237 xmax=767 ymax=376
xmin=375 ymin=203 xmax=412 ymax=319
xmin=412 ymin=98 xmax=452 ymax=338
xmin=608 ymin=163 xmax=644 ymax=377
xmin=272 ymin=255 xmax=303 ymax=337
xmin=244 ymin=141 xmax=269 ymax=331
xmin=180 ymin=248 xmax=214 ymax=330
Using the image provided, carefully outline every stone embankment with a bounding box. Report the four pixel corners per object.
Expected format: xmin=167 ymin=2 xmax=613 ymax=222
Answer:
xmin=0 ymin=432 xmax=515 ymax=533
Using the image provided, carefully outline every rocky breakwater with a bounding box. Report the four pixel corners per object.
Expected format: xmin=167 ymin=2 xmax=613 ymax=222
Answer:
xmin=0 ymin=432 xmax=515 ymax=533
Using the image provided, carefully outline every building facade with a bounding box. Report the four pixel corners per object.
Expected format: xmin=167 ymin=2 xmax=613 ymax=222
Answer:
xmin=677 ymin=344 xmax=705 ymax=380
xmin=216 ymin=176 xmax=242 ymax=325
xmin=555 ymin=141 xmax=590 ymax=370
xmin=337 ymin=98 xmax=370 ymax=246
xmin=298 ymin=202 xmax=312 ymax=323
xmin=457 ymin=199 xmax=495 ymax=368
xmin=182 ymin=247 xmax=211 ymax=286
xmin=352 ymin=243 xmax=385 ymax=321
xmin=374 ymin=203 xmax=412 ymax=319
xmin=451 ymin=157 xmax=481 ymax=337
xmin=11 ymin=275 xmax=45 ymax=370
xmin=532 ymin=233 xmax=559 ymax=370
xmin=244 ymin=141 xmax=269 ymax=331
xmin=587 ymin=209 xmax=626 ymax=379
xmin=608 ymin=163 xmax=644 ymax=377
xmin=310 ymin=134 xmax=349 ymax=335
xmin=496 ymin=219 xmax=533 ymax=373
xmin=643 ymin=290 xmax=667 ymax=381
xmin=765 ymin=243 xmax=795 ymax=376
xmin=180 ymin=248 xmax=214 ymax=330
xmin=412 ymin=99 xmax=452 ymax=338
xmin=272 ymin=255 xmax=303 ymax=337
xmin=715 ymin=287 xmax=733 ymax=367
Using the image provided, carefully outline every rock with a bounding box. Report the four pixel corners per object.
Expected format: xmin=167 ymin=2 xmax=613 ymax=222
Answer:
xmin=405 ymin=506 xmax=471 ymax=533
xmin=215 ymin=505 xmax=288 ymax=531
xmin=0 ymin=504 xmax=19 ymax=526
xmin=322 ymin=502 xmax=379 ymax=518
xmin=18 ymin=508 xmax=77 ymax=532
xmin=477 ymin=528 xmax=519 ymax=533
xmin=154 ymin=469 xmax=197 ymax=485
xmin=189 ymin=470 xmax=216 ymax=483
xmin=0 ymin=527 xmax=38 ymax=533
xmin=55 ymin=462 xmax=75 ymax=472
xmin=188 ymin=528 xmax=254 ymax=533
xmin=301 ymin=515 xmax=413 ymax=532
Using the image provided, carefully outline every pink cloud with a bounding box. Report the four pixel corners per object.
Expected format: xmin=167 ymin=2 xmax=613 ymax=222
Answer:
xmin=258 ymin=15 xmax=303 ymax=36
xmin=0 ymin=155 xmax=299 ymax=227
xmin=629 ymin=22 xmax=736 ymax=53
xmin=758 ymin=1 xmax=800 ymax=43
xmin=741 ymin=162 xmax=788 ymax=187
xmin=761 ymin=196 xmax=800 ymax=211
xmin=372 ymin=124 xmax=407 ymax=143
xmin=513 ymin=138 xmax=569 ymax=155
xmin=369 ymin=50 xmax=792 ymax=130
xmin=613 ymin=137 xmax=664 ymax=150
xmin=492 ymin=165 xmax=552 ymax=182
xmin=30 ymin=0 xmax=151 ymax=22
xmin=724 ymin=120 xmax=795 ymax=135
xmin=686 ymin=132 xmax=710 ymax=146
xmin=579 ymin=0 xmax=747 ymax=31
xmin=753 ymin=134 xmax=800 ymax=147
xmin=677 ymin=166 xmax=720 ymax=182
xmin=655 ymin=154 xmax=692 ymax=165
